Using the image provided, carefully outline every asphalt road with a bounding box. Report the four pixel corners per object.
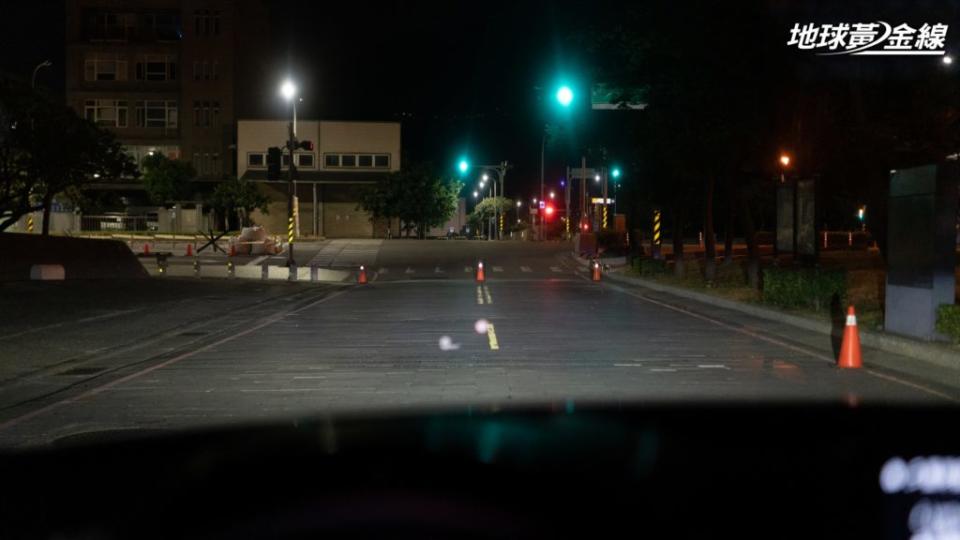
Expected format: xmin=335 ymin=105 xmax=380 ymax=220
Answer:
xmin=0 ymin=240 xmax=956 ymax=448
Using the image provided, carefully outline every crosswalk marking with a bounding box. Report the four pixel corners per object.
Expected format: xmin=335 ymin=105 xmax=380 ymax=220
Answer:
xmin=520 ymin=266 xmax=532 ymax=273
xmin=492 ymin=266 xmax=504 ymax=272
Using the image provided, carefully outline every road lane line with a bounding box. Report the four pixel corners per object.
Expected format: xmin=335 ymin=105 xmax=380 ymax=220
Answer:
xmin=0 ymin=287 xmax=353 ymax=433
xmin=464 ymin=266 xmax=472 ymax=273
xmin=0 ymin=308 xmax=145 ymax=341
xmin=378 ymin=267 xmax=388 ymax=274
xmin=434 ymin=266 xmax=444 ymax=274
xmin=405 ymin=267 xmax=415 ymax=274
xmin=550 ymin=266 xmax=562 ymax=273
xmin=604 ymin=281 xmax=958 ymax=402
xmin=484 ymin=285 xmax=493 ymax=305
xmin=520 ymin=266 xmax=532 ymax=273
xmin=486 ymin=324 xmax=500 ymax=350
xmin=476 ymin=286 xmax=484 ymax=305
xmin=492 ymin=266 xmax=503 ymax=272
xmin=698 ymin=364 xmax=729 ymax=369
xmin=246 ymin=255 xmax=269 ymax=266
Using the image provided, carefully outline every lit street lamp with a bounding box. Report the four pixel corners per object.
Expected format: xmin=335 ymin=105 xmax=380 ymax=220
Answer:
xmin=473 ymin=191 xmax=479 ymax=198
xmin=944 ymin=55 xmax=954 ymax=65
xmin=280 ymin=78 xmax=298 ymax=269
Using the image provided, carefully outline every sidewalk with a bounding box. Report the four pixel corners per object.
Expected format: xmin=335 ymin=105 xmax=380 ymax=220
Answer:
xmin=572 ymin=254 xmax=960 ymax=392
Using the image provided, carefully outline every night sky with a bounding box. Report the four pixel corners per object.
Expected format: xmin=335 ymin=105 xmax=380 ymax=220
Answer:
xmin=2 ymin=0 xmax=959 ymax=201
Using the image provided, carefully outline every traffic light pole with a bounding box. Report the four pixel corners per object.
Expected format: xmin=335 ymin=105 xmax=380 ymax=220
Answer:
xmin=286 ymin=102 xmax=297 ymax=269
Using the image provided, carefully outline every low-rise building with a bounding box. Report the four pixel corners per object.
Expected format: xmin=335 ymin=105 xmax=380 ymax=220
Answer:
xmin=237 ymin=119 xmax=401 ymax=238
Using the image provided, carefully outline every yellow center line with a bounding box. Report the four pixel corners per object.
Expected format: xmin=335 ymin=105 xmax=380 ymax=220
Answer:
xmin=486 ymin=323 xmax=500 ymax=350
xmin=484 ymin=285 xmax=493 ymax=305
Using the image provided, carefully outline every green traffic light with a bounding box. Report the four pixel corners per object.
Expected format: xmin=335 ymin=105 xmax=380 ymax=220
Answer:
xmin=556 ymin=86 xmax=574 ymax=107
xmin=611 ymin=167 xmax=621 ymax=179
xmin=458 ymin=159 xmax=469 ymax=174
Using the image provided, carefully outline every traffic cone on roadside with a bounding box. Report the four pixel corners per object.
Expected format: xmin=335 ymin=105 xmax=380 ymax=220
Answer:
xmin=837 ymin=305 xmax=863 ymax=369
xmin=476 ymin=261 xmax=485 ymax=282
xmin=592 ymin=260 xmax=602 ymax=281
xmin=143 ymin=243 xmax=150 ymax=255
xmin=358 ymin=265 xmax=368 ymax=284
xmin=229 ymin=243 xmax=237 ymax=257
xmin=185 ymin=243 xmax=193 ymax=257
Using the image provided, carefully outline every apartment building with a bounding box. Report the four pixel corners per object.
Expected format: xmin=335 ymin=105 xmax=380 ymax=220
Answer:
xmin=65 ymin=0 xmax=266 ymax=181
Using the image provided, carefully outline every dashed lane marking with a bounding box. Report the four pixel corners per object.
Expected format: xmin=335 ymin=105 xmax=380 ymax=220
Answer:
xmin=464 ymin=266 xmax=473 ymax=273
xmin=550 ymin=266 xmax=562 ymax=273
xmin=484 ymin=286 xmax=493 ymax=305
xmin=492 ymin=266 xmax=504 ymax=273
xmin=405 ymin=267 xmax=415 ymax=274
xmin=520 ymin=266 xmax=532 ymax=273
xmin=378 ymin=267 xmax=388 ymax=274
xmin=486 ymin=323 xmax=500 ymax=350
xmin=476 ymin=285 xmax=485 ymax=305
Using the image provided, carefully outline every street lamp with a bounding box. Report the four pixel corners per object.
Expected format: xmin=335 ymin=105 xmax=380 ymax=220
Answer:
xmin=779 ymin=154 xmax=791 ymax=167
xmin=473 ymin=191 xmax=479 ymax=198
xmin=31 ymin=60 xmax=52 ymax=88
xmin=594 ymin=174 xmax=601 ymax=182
xmin=549 ymin=190 xmax=555 ymax=199
xmin=458 ymin=159 xmax=470 ymax=174
xmin=944 ymin=55 xmax=954 ymax=65
xmin=482 ymin=173 xmax=489 ymax=181
xmin=280 ymin=78 xmax=299 ymax=269
xmin=516 ymin=201 xmax=522 ymax=208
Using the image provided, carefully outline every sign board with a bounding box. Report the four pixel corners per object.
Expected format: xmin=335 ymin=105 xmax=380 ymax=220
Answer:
xmin=590 ymin=197 xmax=615 ymax=204
xmin=776 ymin=184 xmax=794 ymax=253
xmin=568 ymin=168 xmax=597 ymax=180
xmin=539 ymin=201 xmax=545 ymax=209
xmin=796 ymin=179 xmax=816 ymax=257
xmin=591 ymin=83 xmax=649 ymax=110
xmin=530 ymin=208 xmax=538 ymax=216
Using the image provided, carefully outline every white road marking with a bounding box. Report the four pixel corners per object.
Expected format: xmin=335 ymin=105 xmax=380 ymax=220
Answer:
xmin=405 ymin=267 xmax=415 ymax=274
xmin=476 ymin=286 xmax=484 ymax=305
xmin=247 ymin=255 xmax=269 ymax=266
xmin=492 ymin=266 xmax=504 ymax=272
xmin=650 ymin=368 xmax=677 ymax=372
xmin=550 ymin=266 xmax=562 ymax=273
xmin=520 ymin=266 xmax=532 ymax=273
xmin=434 ymin=266 xmax=444 ymax=274
xmin=484 ymin=286 xmax=493 ymax=305
xmin=378 ymin=267 xmax=388 ymax=274
xmin=464 ymin=266 xmax=472 ymax=273
xmin=697 ymin=364 xmax=729 ymax=369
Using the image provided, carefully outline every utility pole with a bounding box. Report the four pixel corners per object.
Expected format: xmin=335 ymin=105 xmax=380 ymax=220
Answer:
xmin=286 ymin=100 xmax=297 ymax=270
xmin=565 ymin=166 xmax=571 ymax=239
xmin=580 ymin=156 xmax=587 ymax=231
xmin=602 ymin=167 xmax=609 ymax=230
xmin=539 ymin=130 xmax=546 ymax=241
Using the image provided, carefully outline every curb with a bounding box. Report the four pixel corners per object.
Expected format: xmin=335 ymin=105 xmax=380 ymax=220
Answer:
xmin=573 ymin=254 xmax=959 ymax=371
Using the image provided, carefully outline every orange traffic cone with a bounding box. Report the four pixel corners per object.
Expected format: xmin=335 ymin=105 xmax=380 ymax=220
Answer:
xmin=143 ymin=243 xmax=150 ymax=255
xmin=592 ymin=260 xmax=602 ymax=281
xmin=358 ymin=265 xmax=368 ymax=284
xmin=185 ymin=243 xmax=193 ymax=257
xmin=837 ymin=306 xmax=862 ymax=369
xmin=476 ymin=261 xmax=485 ymax=282
xmin=229 ymin=243 xmax=237 ymax=257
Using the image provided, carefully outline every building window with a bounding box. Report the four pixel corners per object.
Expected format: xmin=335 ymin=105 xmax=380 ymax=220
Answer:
xmin=136 ymin=100 xmax=177 ymax=128
xmin=341 ymin=155 xmax=356 ymax=167
xmin=194 ymin=10 xmax=221 ymax=37
xmin=374 ymin=154 xmax=390 ymax=168
xmin=136 ymin=55 xmax=176 ymax=81
xmin=84 ymin=55 xmax=128 ymax=82
xmin=143 ymin=11 xmax=180 ymax=41
xmin=358 ymin=155 xmax=373 ymax=167
xmin=84 ymin=11 xmax=136 ymax=41
xmin=324 ymin=154 xmax=340 ymax=167
xmin=84 ymin=99 xmax=128 ymax=128
xmin=247 ymin=153 xmax=265 ymax=168
xmin=297 ymin=153 xmax=315 ymax=168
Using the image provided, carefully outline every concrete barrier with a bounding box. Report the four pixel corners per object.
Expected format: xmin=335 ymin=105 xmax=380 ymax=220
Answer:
xmin=0 ymin=233 xmax=148 ymax=281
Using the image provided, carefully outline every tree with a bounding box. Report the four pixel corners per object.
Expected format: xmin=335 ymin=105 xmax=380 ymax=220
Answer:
xmin=0 ymin=76 xmax=136 ymax=233
xmin=208 ymin=177 xmax=270 ymax=230
xmin=141 ymin=153 xmax=195 ymax=205
xmin=358 ymin=162 xmax=461 ymax=238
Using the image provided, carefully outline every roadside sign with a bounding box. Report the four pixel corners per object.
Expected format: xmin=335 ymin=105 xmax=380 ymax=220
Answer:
xmin=530 ymin=208 xmax=538 ymax=215
xmin=591 ymin=197 xmax=615 ymax=204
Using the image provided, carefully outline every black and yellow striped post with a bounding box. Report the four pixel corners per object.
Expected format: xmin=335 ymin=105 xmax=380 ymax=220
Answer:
xmin=652 ymin=209 xmax=662 ymax=260
xmin=26 ymin=214 xmax=34 ymax=233
xmin=602 ymin=205 xmax=608 ymax=230
xmin=498 ymin=214 xmax=503 ymax=238
xmin=287 ymin=216 xmax=295 ymax=246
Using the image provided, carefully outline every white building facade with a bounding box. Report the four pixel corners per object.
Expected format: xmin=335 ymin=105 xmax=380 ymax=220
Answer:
xmin=237 ymin=119 xmax=401 ymax=238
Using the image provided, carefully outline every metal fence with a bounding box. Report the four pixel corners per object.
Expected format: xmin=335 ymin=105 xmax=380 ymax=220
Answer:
xmin=80 ymin=215 xmax=151 ymax=232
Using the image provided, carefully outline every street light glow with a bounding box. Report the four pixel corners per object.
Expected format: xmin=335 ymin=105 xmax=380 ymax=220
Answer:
xmin=556 ymin=85 xmax=574 ymax=107
xmin=612 ymin=168 xmax=621 ymax=178
xmin=944 ymin=55 xmax=954 ymax=65
xmin=516 ymin=201 xmax=522 ymax=207
xmin=458 ymin=159 xmax=469 ymax=173
xmin=473 ymin=191 xmax=479 ymax=198
xmin=549 ymin=191 xmax=555 ymax=199
xmin=280 ymin=80 xmax=297 ymax=101
xmin=594 ymin=174 xmax=601 ymax=182
xmin=482 ymin=173 xmax=489 ymax=181
xmin=780 ymin=154 xmax=791 ymax=167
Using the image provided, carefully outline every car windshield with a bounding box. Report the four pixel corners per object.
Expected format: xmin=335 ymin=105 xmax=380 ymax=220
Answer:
xmin=1 ymin=0 xmax=959 ymax=477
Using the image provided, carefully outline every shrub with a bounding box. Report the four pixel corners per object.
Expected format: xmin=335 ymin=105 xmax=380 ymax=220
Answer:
xmin=762 ymin=267 xmax=846 ymax=312
xmin=632 ymin=257 xmax=667 ymax=276
xmin=936 ymin=304 xmax=960 ymax=343
xmin=713 ymin=261 xmax=746 ymax=287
